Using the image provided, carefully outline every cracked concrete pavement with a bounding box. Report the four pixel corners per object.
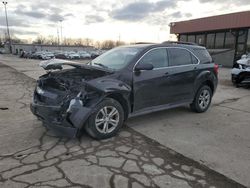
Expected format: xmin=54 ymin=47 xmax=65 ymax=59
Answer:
xmin=0 ymin=55 xmax=249 ymax=187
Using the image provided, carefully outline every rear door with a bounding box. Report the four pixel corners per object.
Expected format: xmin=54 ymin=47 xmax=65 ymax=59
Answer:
xmin=164 ymin=47 xmax=198 ymax=103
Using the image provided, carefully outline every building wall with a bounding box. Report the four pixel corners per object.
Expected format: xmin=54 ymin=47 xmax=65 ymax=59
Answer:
xmin=209 ymin=49 xmax=235 ymax=67
xmin=178 ymin=28 xmax=250 ymax=67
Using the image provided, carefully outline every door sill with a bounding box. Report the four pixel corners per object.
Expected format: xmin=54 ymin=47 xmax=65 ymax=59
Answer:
xmin=129 ymin=100 xmax=192 ymax=118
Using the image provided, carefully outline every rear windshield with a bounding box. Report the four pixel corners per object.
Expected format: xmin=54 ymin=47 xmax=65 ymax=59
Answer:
xmin=193 ymin=48 xmax=212 ymax=64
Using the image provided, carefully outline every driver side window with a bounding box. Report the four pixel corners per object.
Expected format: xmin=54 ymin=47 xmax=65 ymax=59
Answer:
xmin=139 ymin=48 xmax=168 ymax=69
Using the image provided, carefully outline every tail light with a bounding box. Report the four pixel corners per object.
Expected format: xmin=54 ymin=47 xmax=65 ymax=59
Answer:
xmin=214 ymin=64 xmax=219 ymax=75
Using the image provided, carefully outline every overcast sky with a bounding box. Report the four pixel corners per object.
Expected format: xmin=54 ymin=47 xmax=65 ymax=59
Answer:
xmin=1 ymin=0 xmax=250 ymax=42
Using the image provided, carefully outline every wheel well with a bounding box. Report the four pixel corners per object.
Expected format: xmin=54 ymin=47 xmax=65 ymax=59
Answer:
xmin=202 ymin=80 xmax=214 ymax=94
xmin=106 ymin=93 xmax=129 ymax=120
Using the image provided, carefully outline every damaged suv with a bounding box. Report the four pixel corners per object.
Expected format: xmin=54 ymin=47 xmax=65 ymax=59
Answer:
xmin=232 ymin=54 xmax=250 ymax=87
xmin=31 ymin=42 xmax=218 ymax=139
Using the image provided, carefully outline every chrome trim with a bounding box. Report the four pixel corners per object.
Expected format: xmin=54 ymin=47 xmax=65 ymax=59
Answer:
xmin=133 ymin=47 xmax=200 ymax=72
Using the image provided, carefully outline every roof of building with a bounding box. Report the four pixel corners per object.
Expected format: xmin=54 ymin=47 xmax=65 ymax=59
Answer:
xmin=170 ymin=11 xmax=250 ymax=34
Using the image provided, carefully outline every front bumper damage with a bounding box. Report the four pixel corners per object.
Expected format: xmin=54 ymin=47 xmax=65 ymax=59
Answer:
xmin=30 ymin=90 xmax=93 ymax=138
xmin=231 ymin=55 xmax=250 ymax=85
xmin=231 ymin=66 xmax=250 ymax=85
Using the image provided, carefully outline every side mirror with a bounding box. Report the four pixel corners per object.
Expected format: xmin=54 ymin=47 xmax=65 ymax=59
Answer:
xmin=135 ymin=63 xmax=154 ymax=71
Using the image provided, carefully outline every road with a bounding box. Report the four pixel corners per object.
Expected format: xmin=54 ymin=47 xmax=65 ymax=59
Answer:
xmin=0 ymin=54 xmax=249 ymax=188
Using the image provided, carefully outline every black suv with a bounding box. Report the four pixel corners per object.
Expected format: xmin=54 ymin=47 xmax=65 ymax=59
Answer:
xmin=31 ymin=42 xmax=218 ymax=139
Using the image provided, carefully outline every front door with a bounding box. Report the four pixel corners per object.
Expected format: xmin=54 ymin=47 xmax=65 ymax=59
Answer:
xmin=133 ymin=48 xmax=169 ymax=111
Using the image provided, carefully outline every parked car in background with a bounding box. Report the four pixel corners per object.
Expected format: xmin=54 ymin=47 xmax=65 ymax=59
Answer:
xmin=41 ymin=52 xmax=55 ymax=60
xmin=0 ymin=48 xmax=6 ymax=54
xmin=78 ymin=51 xmax=91 ymax=59
xmin=55 ymin=52 xmax=68 ymax=59
xmin=31 ymin=42 xmax=218 ymax=139
xmin=232 ymin=54 xmax=250 ymax=87
xmin=67 ymin=52 xmax=80 ymax=59
xmin=31 ymin=51 xmax=44 ymax=59
xmin=89 ymin=50 xmax=100 ymax=59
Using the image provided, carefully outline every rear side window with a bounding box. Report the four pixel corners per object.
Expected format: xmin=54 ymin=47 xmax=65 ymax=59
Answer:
xmin=168 ymin=48 xmax=194 ymax=66
xmin=193 ymin=48 xmax=212 ymax=64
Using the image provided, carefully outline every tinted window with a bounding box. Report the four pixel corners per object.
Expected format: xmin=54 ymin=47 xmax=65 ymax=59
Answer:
xmin=196 ymin=34 xmax=205 ymax=46
xmin=193 ymin=48 xmax=212 ymax=64
xmin=247 ymin=29 xmax=250 ymax=52
xmin=215 ymin=32 xmax=225 ymax=49
xmin=180 ymin=34 xmax=187 ymax=42
xmin=139 ymin=48 xmax=168 ymax=68
xmin=187 ymin=35 xmax=195 ymax=43
xmin=224 ymin=32 xmax=235 ymax=49
xmin=168 ymin=48 xmax=193 ymax=66
xmin=206 ymin=33 xmax=215 ymax=49
xmin=238 ymin=30 xmax=247 ymax=43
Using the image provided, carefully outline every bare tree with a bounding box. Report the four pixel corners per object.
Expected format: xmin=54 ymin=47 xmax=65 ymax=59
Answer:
xmin=33 ymin=35 xmax=46 ymax=44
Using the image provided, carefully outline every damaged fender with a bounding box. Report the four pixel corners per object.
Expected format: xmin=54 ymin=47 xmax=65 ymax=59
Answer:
xmin=64 ymin=78 xmax=131 ymax=131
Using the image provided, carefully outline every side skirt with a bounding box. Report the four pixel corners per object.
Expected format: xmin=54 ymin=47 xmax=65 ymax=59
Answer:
xmin=128 ymin=100 xmax=192 ymax=118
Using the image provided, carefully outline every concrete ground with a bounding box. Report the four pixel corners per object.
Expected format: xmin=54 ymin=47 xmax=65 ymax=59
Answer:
xmin=0 ymin=54 xmax=249 ymax=188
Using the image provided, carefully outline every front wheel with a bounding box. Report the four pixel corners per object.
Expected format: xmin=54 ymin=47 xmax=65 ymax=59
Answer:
xmin=190 ymin=85 xmax=212 ymax=113
xmin=85 ymin=98 xmax=124 ymax=139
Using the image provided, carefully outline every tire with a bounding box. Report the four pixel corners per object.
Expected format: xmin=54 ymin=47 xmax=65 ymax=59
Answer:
xmin=85 ymin=98 xmax=124 ymax=140
xmin=190 ymin=85 xmax=212 ymax=113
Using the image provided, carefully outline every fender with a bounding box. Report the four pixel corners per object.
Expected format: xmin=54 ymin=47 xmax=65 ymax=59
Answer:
xmin=68 ymin=78 xmax=132 ymax=129
xmin=86 ymin=77 xmax=131 ymax=94
xmin=193 ymin=70 xmax=217 ymax=94
xmin=87 ymin=77 xmax=132 ymax=115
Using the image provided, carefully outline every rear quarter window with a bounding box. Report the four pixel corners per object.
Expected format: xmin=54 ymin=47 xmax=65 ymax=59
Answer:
xmin=193 ymin=48 xmax=212 ymax=64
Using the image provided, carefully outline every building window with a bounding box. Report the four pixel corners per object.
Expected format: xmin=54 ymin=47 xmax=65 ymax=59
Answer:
xmin=206 ymin=33 xmax=215 ymax=49
xmin=187 ymin=35 xmax=195 ymax=43
xmin=238 ymin=30 xmax=247 ymax=43
xmin=180 ymin=35 xmax=187 ymax=42
xmin=196 ymin=34 xmax=205 ymax=46
xmin=224 ymin=32 xmax=235 ymax=49
xmin=215 ymin=32 xmax=225 ymax=49
xmin=247 ymin=29 xmax=250 ymax=52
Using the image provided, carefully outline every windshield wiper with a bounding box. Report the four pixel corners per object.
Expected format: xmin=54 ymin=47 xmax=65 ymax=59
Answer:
xmin=94 ymin=62 xmax=109 ymax=69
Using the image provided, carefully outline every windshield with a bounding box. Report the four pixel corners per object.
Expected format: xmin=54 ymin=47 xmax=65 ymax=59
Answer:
xmin=91 ymin=46 xmax=142 ymax=70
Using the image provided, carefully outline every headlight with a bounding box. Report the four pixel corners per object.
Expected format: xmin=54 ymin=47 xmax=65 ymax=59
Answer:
xmin=36 ymin=86 xmax=45 ymax=94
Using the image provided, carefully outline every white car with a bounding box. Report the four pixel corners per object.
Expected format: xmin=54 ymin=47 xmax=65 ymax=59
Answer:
xmin=79 ymin=51 xmax=91 ymax=59
xmin=67 ymin=52 xmax=80 ymax=59
xmin=231 ymin=54 xmax=250 ymax=86
xmin=41 ymin=52 xmax=55 ymax=60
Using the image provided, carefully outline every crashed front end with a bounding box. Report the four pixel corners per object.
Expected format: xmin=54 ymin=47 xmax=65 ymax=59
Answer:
xmin=232 ymin=55 xmax=250 ymax=85
xmin=30 ymin=60 xmax=110 ymax=137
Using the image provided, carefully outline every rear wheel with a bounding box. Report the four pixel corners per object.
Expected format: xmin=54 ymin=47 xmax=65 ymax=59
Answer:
xmin=190 ymin=85 xmax=212 ymax=113
xmin=85 ymin=98 xmax=124 ymax=139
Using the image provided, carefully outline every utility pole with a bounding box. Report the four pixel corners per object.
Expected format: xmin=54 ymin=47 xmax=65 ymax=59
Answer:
xmin=59 ymin=20 xmax=63 ymax=45
xmin=2 ymin=1 xmax=11 ymax=53
xmin=57 ymin=28 xmax=60 ymax=49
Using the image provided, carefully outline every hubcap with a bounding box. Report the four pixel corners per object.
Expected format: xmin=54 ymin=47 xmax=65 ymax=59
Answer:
xmin=198 ymin=89 xmax=210 ymax=110
xmin=95 ymin=106 xmax=119 ymax=134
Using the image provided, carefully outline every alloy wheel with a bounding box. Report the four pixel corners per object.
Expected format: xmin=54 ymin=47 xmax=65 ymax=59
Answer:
xmin=95 ymin=106 xmax=120 ymax=134
xmin=198 ymin=89 xmax=211 ymax=110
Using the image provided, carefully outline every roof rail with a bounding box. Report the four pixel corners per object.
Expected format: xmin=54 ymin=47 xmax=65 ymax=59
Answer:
xmin=135 ymin=42 xmax=157 ymax=44
xmin=162 ymin=41 xmax=197 ymax=46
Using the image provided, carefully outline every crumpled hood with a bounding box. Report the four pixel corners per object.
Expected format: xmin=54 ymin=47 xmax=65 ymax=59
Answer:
xmin=236 ymin=56 xmax=250 ymax=66
xmin=39 ymin=58 xmax=112 ymax=73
